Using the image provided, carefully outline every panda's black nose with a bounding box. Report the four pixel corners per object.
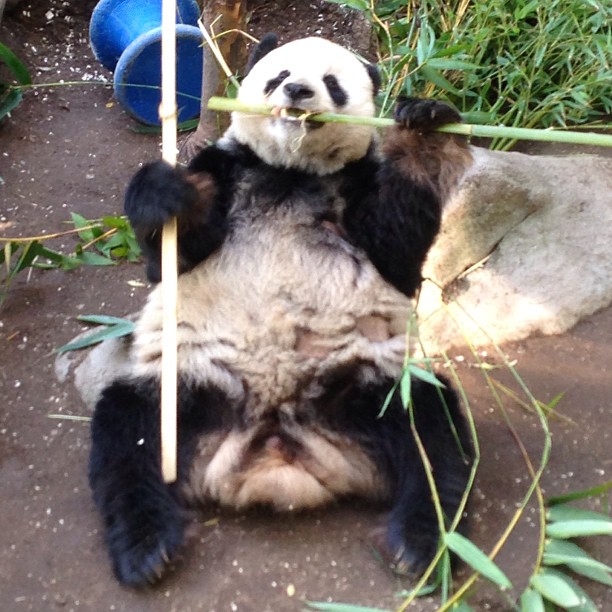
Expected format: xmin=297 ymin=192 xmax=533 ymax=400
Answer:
xmin=283 ymin=82 xmax=314 ymax=102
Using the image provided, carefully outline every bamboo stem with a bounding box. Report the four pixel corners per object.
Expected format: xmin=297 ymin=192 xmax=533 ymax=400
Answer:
xmin=207 ymin=96 xmax=612 ymax=148
xmin=159 ymin=0 xmax=178 ymax=484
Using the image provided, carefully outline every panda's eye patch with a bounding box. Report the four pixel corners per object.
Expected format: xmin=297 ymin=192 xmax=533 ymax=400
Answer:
xmin=264 ymin=70 xmax=291 ymax=95
xmin=323 ymin=74 xmax=348 ymax=107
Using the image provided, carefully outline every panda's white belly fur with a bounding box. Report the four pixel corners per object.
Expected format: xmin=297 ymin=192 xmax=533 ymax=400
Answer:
xmin=131 ymin=206 xmax=413 ymax=510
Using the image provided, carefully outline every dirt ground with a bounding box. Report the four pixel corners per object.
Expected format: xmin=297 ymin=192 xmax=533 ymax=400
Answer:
xmin=0 ymin=2 xmax=610 ymax=611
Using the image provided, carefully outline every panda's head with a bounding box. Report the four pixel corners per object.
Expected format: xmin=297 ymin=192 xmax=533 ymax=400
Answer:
xmin=226 ymin=36 xmax=380 ymax=175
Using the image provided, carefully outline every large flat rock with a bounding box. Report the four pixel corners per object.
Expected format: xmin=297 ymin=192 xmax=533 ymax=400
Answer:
xmin=418 ymin=147 xmax=612 ymax=353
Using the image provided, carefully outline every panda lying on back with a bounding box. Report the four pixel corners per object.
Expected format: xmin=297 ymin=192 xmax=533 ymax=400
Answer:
xmin=89 ymin=35 xmax=474 ymax=587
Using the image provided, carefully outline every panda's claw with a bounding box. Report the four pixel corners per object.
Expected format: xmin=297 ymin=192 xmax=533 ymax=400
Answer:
xmin=112 ymin=538 xmax=178 ymax=587
xmin=371 ymin=520 xmax=439 ymax=579
xmin=389 ymin=541 xmax=435 ymax=578
xmin=394 ymin=97 xmax=462 ymax=132
xmin=106 ymin=513 xmax=184 ymax=588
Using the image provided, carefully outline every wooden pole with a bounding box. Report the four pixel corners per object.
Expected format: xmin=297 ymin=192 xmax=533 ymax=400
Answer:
xmin=159 ymin=0 xmax=178 ymax=484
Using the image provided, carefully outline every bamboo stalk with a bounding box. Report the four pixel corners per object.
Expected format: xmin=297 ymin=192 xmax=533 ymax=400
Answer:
xmin=159 ymin=0 xmax=178 ymax=484
xmin=207 ymin=96 xmax=612 ymax=148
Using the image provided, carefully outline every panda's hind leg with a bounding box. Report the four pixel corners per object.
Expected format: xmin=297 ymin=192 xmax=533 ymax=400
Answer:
xmin=345 ymin=374 xmax=473 ymax=577
xmin=89 ymin=377 xmax=230 ymax=586
xmin=88 ymin=378 xmax=185 ymax=586
xmin=384 ymin=376 xmax=473 ymax=577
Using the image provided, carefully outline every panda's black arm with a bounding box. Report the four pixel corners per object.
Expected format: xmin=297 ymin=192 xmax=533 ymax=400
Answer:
xmin=125 ymin=145 xmax=239 ymax=282
xmin=341 ymin=154 xmax=439 ymax=297
xmin=341 ymin=98 xmax=471 ymax=297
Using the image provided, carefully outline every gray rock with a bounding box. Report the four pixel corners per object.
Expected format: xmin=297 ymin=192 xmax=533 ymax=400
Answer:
xmin=418 ymin=147 xmax=612 ymax=353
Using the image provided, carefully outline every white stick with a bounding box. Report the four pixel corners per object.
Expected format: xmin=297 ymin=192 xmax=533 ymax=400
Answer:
xmin=160 ymin=0 xmax=178 ymax=484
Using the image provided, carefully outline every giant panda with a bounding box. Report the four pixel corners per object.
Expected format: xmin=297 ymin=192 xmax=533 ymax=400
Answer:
xmin=88 ymin=35 xmax=474 ymax=587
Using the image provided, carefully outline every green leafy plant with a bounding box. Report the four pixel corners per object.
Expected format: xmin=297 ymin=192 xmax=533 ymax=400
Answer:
xmin=521 ymin=498 xmax=612 ymax=611
xmin=0 ymin=214 xmax=141 ymax=303
xmin=56 ymin=314 xmax=135 ymax=353
xmin=0 ymin=40 xmax=31 ymax=120
xmin=69 ymin=212 xmax=141 ymax=264
xmin=325 ymin=0 xmax=612 ymax=149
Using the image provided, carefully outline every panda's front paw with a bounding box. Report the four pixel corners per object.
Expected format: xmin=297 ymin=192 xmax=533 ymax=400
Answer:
xmin=106 ymin=508 xmax=185 ymax=587
xmin=125 ymin=160 xmax=198 ymax=230
xmin=394 ymin=97 xmax=461 ymax=132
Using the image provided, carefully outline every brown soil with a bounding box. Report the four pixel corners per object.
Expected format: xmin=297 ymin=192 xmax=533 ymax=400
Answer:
xmin=1 ymin=2 xmax=610 ymax=611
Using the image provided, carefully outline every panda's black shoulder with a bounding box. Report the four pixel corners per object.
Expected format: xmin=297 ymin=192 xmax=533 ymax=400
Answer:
xmin=187 ymin=140 xmax=259 ymax=180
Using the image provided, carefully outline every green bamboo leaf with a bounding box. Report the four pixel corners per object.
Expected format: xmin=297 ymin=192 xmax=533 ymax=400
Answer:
xmin=109 ymin=246 xmax=128 ymax=258
xmin=400 ymin=370 xmax=411 ymax=408
xmin=444 ymin=532 xmax=512 ymax=589
xmin=544 ymin=539 xmax=612 ymax=581
xmin=427 ymin=58 xmax=480 ymax=71
xmin=76 ymin=314 xmax=133 ymax=326
xmin=99 ymin=233 xmax=124 ymax=249
xmin=377 ymin=380 xmax=399 ymax=418
xmin=11 ymin=241 xmax=40 ymax=275
xmin=547 ymin=481 xmax=612 ymax=506
xmin=530 ymin=572 xmax=583 ymax=608
xmin=514 ymin=0 xmax=539 ymax=20
xmin=544 ymin=539 xmax=591 ymax=557
xmin=419 ymin=65 xmax=461 ymax=95
xmin=546 ymin=520 xmax=612 ymax=539
xmin=520 ymin=588 xmax=545 ymax=612
xmin=547 ymin=504 xmax=611 ymax=524
xmin=543 ymin=552 xmax=612 ymax=585
xmin=0 ymin=41 xmax=32 ymax=85
xmin=36 ymin=249 xmax=81 ymax=270
xmin=431 ymin=43 xmax=471 ymax=58
xmin=31 ymin=243 xmax=66 ymax=264
xmin=566 ymin=560 xmax=612 ymax=586
xmin=538 ymin=391 xmax=565 ymax=413
xmin=416 ymin=24 xmax=436 ymax=66
xmin=70 ymin=212 xmax=100 ymax=243
xmin=407 ymin=365 xmax=446 ymax=388
xmin=56 ymin=322 xmax=134 ymax=353
xmin=566 ymin=588 xmax=598 ymax=611
xmin=102 ymin=215 xmax=129 ymax=229
xmin=0 ymin=88 xmax=23 ymax=120
xmin=70 ymin=212 xmax=91 ymax=228
xmin=76 ymin=251 xmax=116 ymax=266
xmin=125 ymin=235 xmax=142 ymax=261
xmin=534 ymin=569 xmax=597 ymax=612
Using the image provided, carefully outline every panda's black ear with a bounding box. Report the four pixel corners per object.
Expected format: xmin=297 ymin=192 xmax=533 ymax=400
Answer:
xmin=245 ymin=33 xmax=279 ymax=74
xmin=364 ymin=62 xmax=381 ymax=95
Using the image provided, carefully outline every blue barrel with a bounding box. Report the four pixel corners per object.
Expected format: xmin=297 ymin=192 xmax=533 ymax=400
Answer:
xmin=90 ymin=0 xmax=203 ymax=125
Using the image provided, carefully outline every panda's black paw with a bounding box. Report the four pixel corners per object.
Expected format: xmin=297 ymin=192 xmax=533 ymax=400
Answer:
xmin=106 ymin=508 xmax=185 ymax=587
xmin=372 ymin=520 xmax=439 ymax=578
xmin=125 ymin=160 xmax=198 ymax=230
xmin=394 ymin=97 xmax=461 ymax=132
xmin=388 ymin=534 xmax=438 ymax=578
